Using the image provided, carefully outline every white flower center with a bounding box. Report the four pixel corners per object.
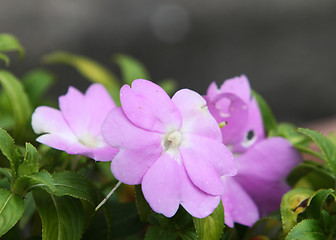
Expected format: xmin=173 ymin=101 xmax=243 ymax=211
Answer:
xmin=79 ymin=132 xmax=101 ymax=148
xmin=163 ymin=130 xmax=183 ymax=153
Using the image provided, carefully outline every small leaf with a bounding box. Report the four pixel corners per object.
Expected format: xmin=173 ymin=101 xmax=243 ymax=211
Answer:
xmin=0 ymin=34 xmax=24 ymax=56
xmin=285 ymin=219 xmax=325 ymax=240
xmin=145 ymin=225 xmax=178 ymax=240
xmin=33 ymin=189 xmax=84 ymax=240
xmin=14 ymin=170 xmax=55 ymax=196
xmin=193 ymin=200 xmax=224 ymax=240
xmin=113 ymin=54 xmax=149 ymax=85
xmin=0 ymin=168 xmax=11 ymax=183
xmin=0 ymin=53 xmax=9 ymax=66
xmin=287 ymin=161 xmax=335 ymax=188
xmin=0 ymin=71 xmax=32 ymax=134
xmin=304 ymin=189 xmax=334 ymax=219
xmin=0 ymin=128 xmax=21 ymax=179
xmin=17 ymin=143 xmax=39 ymax=176
xmin=53 ymin=171 xmax=98 ymax=205
xmin=252 ymin=90 xmax=277 ymax=135
xmin=22 ymin=69 xmax=55 ymax=105
xmin=159 ymin=79 xmax=177 ymax=96
xmin=275 ymin=123 xmax=310 ymax=146
xmin=135 ymin=184 xmax=152 ymax=222
xmin=0 ymin=188 xmax=25 ymax=237
xmin=280 ymin=188 xmax=314 ymax=234
xmin=299 ymin=128 xmax=336 ymax=176
xmin=43 ymin=52 xmax=121 ymax=104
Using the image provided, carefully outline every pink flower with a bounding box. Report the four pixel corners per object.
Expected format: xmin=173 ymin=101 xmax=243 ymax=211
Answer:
xmin=205 ymin=75 xmax=301 ymax=227
xmin=32 ymin=83 xmax=118 ymax=161
xmin=102 ymin=79 xmax=237 ymax=218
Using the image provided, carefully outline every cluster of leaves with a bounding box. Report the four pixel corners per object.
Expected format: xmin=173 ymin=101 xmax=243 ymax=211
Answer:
xmin=1 ymin=33 xmax=336 ymax=240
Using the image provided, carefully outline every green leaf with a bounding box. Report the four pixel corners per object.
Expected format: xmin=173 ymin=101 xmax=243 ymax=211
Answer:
xmin=0 ymin=34 xmax=24 ymax=56
xmin=159 ymin=79 xmax=177 ymax=96
xmin=280 ymin=188 xmax=315 ymax=234
xmin=0 ymin=188 xmax=25 ymax=237
xmin=14 ymin=170 xmax=55 ymax=196
xmin=0 ymin=168 xmax=11 ymax=183
xmin=145 ymin=225 xmax=178 ymax=240
xmin=304 ymin=189 xmax=334 ymax=219
xmin=43 ymin=52 xmax=121 ymax=104
xmin=0 ymin=34 xmax=24 ymax=66
xmin=19 ymin=192 xmax=36 ymax=228
xmin=0 ymin=128 xmax=21 ymax=180
xmin=193 ymin=201 xmax=224 ymax=240
xmin=275 ymin=123 xmax=310 ymax=146
xmin=287 ymin=161 xmax=335 ymax=188
xmin=53 ymin=171 xmax=98 ymax=205
xmin=33 ymin=189 xmax=84 ymax=240
xmin=17 ymin=143 xmax=39 ymax=176
xmin=252 ymin=90 xmax=277 ymax=135
xmin=299 ymin=128 xmax=336 ymax=176
xmin=0 ymin=71 xmax=32 ymax=134
xmin=0 ymin=53 xmax=9 ymax=66
xmin=135 ymin=184 xmax=152 ymax=222
xmin=113 ymin=54 xmax=149 ymax=85
xmin=285 ymin=219 xmax=325 ymax=240
xmin=22 ymin=69 xmax=54 ymax=105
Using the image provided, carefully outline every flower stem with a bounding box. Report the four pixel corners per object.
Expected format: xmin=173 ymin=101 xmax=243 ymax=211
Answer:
xmin=95 ymin=181 xmax=122 ymax=211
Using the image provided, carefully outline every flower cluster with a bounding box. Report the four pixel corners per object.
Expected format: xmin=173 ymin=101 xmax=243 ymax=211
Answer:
xmin=32 ymin=76 xmax=300 ymax=224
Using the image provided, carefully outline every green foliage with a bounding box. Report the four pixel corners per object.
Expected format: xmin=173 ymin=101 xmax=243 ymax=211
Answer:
xmin=113 ymin=54 xmax=150 ymax=85
xmin=0 ymin=71 xmax=32 ymax=136
xmin=0 ymin=33 xmax=24 ymax=66
xmin=43 ymin=52 xmax=121 ymax=104
xmin=33 ymin=189 xmax=85 ymax=240
xmin=0 ymin=188 xmax=24 ymax=237
xmin=193 ymin=201 xmax=225 ymax=240
xmin=22 ymin=69 xmax=55 ymax=106
xmin=252 ymin=90 xmax=277 ymax=135
xmin=285 ymin=219 xmax=325 ymax=240
xmin=299 ymin=128 xmax=336 ymax=176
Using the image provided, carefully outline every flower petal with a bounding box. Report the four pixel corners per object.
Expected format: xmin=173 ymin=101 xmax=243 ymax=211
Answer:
xmin=236 ymin=137 xmax=301 ymax=180
xmin=221 ymin=177 xmax=259 ymax=227
xmin=59 ymin=86 xmax=89 ymax=138
xmin=142 ymin=153 xmax=181 ymax=217
xmin=172 ymin=89 xmax=222 ymax=142
xmin=85 ymin=83 xmax=116 ymax=137
xmin=180 ymin=166 xmax=221 ymax=218
xmin=120 ymin=79 xmax=182 ymax=133
xmin=219 ymin=75 xmax=251 ymax=103
xmin=32 ymin=106 xmax=77 ymax=142
xmin=180 ymin=133 xmax=236 ymax=195
xmin=235 ymin=176 xmax=290 ymax=217
xmin=111 ymin=146 xmax=163 ymax=185
xmin=102 ymin=107 xmax=162 ymax=149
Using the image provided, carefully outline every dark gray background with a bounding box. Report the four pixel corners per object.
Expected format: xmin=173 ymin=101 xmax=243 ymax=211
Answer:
xmin=1 ymin=0 xmax=336 ymax=123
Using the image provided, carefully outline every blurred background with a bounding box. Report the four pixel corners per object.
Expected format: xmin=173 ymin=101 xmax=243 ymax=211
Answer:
xmin=1 ymin=0 xmax=336 ymax=124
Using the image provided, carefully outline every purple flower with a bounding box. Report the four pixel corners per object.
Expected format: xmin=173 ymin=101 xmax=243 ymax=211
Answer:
xmin=205 ymin=75 xmax=301 ymax=227
xmin=102 ymin=79 xmax=237 ymax=218
xmin=32 ymin=83 xmax=118 ymax=161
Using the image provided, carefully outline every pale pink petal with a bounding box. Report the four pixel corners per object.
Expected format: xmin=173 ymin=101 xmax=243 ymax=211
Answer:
xmin=229 ymin=98 xmax=265 ymax=153
xmin=102 ymin=107 xmax=162 ymax=149
xmin=111 ymin=146 xmax=163 ymax=185
xmin=36 ymin=134 xmax=117 ymax=161
xmin=221 ymin=177 xmax=259 ymax=227
xmin=235 ymin=175 xmax=290 ymax=217
xmin=59 ymin=86 xmax=89 ymax=138
xmin=180 ymin=133 xmax=236 ymax=195
xmin=180 ymin=164 xmax=221 ymax=218
xmin=32 ymin=106 xmax=77 ymax=142
xmin=211 ymin=93 xmax=249 ymax=145
xmin=172 ymin=89 xmax=222 ymax=142
xmin=219 ymin=75 xmax=251 ymax=103
xmin=205 ymin=81 xmax=220 ymax=101
xmin=85 ymin=84 xmax=116 ymax=137
xmin=120 ymin=79 xmax=182 ymax=133
xmin=142 ymin=153 xmax=181 ymax=217
xmin=236 ymin=137 xmax=301 ymax=180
